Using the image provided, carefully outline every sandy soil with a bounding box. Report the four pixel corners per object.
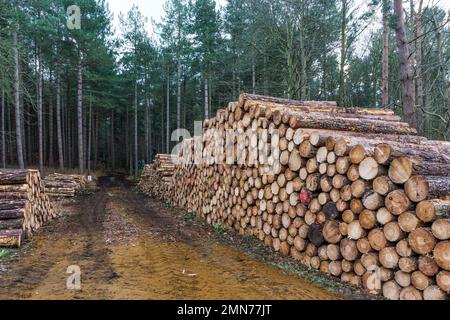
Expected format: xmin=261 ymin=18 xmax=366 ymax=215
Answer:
xmin=0 ymin=176 xmax=346 ymax=300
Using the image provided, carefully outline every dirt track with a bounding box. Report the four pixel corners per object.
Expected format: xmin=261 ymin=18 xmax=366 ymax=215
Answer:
xmin=0 ymin=176 xmax=343 ymax=300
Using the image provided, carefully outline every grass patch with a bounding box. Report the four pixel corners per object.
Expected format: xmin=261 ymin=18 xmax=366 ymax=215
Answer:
xmin=133 ymin=186 xmax=143 ymax=194
xmin=242 ymin=234 xmax=255 ymax=244
xmin=212 ymin=223 xmax=229 ymax=235
xmin=181 ymin=212 xmax=197 ymax=224
xmin=164 ymin=202 xmax=174 ymax=209
xmin=0 ymin=249 xmax=13 ymax=261
xmin=77 ymin=188 xmax=94 ymax=196
xmin=270 ymin=260 xmax=343 ymax=295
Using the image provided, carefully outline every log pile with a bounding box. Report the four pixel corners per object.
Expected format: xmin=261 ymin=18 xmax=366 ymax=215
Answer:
xmin=43 ymin=173 xmax=87 ymax=198
xmin=0 ymin=170 xmax=56 ymax=247
xmin=139 ymin=154 xmax=177 ymax=199
xmin=140 ymin=93 xmax=450 ymax=300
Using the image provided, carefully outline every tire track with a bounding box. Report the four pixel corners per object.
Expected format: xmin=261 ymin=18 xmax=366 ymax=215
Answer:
xmin=0 ymin=175 xmax=343 ymax=300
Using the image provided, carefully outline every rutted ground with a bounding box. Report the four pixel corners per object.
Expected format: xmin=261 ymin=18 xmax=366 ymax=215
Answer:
xmin=0 ymin=176 xmax=345 ymax=300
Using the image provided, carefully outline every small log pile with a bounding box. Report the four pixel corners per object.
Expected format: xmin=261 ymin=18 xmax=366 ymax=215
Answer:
xmin=140 ymin=93 xmax=450 ymax=300
xmin=43 ymin=173 xmax=87 ymax=198
xmin=139 ymin=154 xmax=177 ymax=199
xmin=0 ymin=170 xmax=56 ymax=248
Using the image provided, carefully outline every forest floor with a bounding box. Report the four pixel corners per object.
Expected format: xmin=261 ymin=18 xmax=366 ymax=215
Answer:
xmin=0 ymin=176 xmax=374 ymax=300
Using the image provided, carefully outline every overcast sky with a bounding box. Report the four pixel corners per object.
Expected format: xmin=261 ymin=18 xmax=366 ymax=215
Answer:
xmin=105 ymin=0 xmax=450 ymax=39
xmin=106 ymin=0 xmax=226 ymax=38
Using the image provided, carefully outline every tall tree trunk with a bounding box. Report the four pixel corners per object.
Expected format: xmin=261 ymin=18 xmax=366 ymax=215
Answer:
xmin=111 ymin=109 xmax=115 ymax=171
xmin=63 ymin=80 xmax=68 ymax=168
xmin=134 ymin=81 xmax=138 ymax=178
xmin=1 ymin=87 xmax=5 ymax=168
xmin=434 ymin=16 xmax=447 ymax=138
xmin=161 ymin=90 xmax=164 ymax=154
xmin=204 ymin=77 xmax=209 ymax=119
xmin=299 ymin=23 xmax=308 ymax=100
xmin=7 ymin=99 xmax=13 ymax=164
xmin=145 ymin=95 xmax=149 ymax=163
xmin=66 ymin=104 xmax=74 ymax=169
xmin=19 ymin=41 xmax=26 ymax=166
xmin=321 ymin=53 xmax=327 ymax=100
xmin=414 ymin=0 xmax=424 ymax=129
xmin=339 ymin=0 xmax=347 ymax=106
xmin=286 ymin=21 xmax=295 ymax=99
xmin=394 ymin=0 xmax=417 ymax=128
xmin=382 ymin=0 xmax=390 ymax=108
xmin=166 ymin=75 xmax=170 ymax=154
xmin=56 ymin=66 xmax=64 ymax=171
xmin=48 ymin=75 xmax=54 ymax=168
xmin=237 ymin=68 xmax=241 ymax=95
xmin=77 ymin=52 xmax=84 ymax=173
xmin=37 ymin=49 xmax=44 ymax=176
xmin=264 ymin=55 xmax=269 ymax=96
xmin=149 ymin=98 xmax=152 ymax=161
xmin=94 ymin=110 xmax=99 ymax=170
xmin=182 ymin=79 xmax=186 ymax=129
xmin=20 ymin=96 xmax=26 ymax=165
xmin=26 ymin=105 xmax=31 ymax=164
xmin=83 ymin=95 xmax=88 ymax=172
xmin=252 ymin=58 xmax=256 ymax=94
xmin=232 ymin=70 xmax=236 ymax=100
xmin=13 ymin=32 xmax=24 ymax=169
xmin=177 ymin=62 xmax=182 ymax=129
xmin=125 ymin=104 xmax=129 ymax=171
xmin=209 ymin=78 xmax=212 ymax=117
xmin=87 ymin=98 xmax=92 ymax=174
xmin=67 ymin=93 xmax=72 ymax=169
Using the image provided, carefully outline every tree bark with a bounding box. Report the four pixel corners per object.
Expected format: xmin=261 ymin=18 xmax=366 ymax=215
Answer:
xmin=19 ymin=41 xmax=26 ymax=167
xmin=149 ymin=98 xmax=152 ymax=161
xmin=125 ymin=104 xmax=129 ymax=172
xmin=111 ymin=109 xmax=115 ymax=171
xmin=56 ymin=66 xmax=64 ymax=171
xmin=394 ymin=0 xmax=417 ymax=128
xmin=166 ymin=74 xmax=170 ymax=154
xmin=145 ymin=95 xmax=149 ymax=163
xmin=161 ymin=89 xmax=164 ymax=154
xmin=382 ymin=0 xmax=390 ymax=107
xmin=37 ymin=48 xmax=44 ymax=176
xmin=94 ymin=111 xmax=100 ymax=170
xmin=77 ymin=52 xmax=84 ymax=174
xmin=7 ymin=102 xmax=12 ymax=164
xmin=13 ymin=32 xmax=24 ymax=169
xmin=289 ymin=113 xmax=416 ymax=135
xmin=134 ymin=80 xmax=138 ymax=178
xmin=177 ymin=62 xmax=182 ymax=129
xmin=26 ymin=104 xmax=31 ymax=165
xmin=339 ymin=0 xmax=347 ymax=106
xmin=48 ymin=72 xmax=54 ymax=168
xmin=83 ymin=95 xmax=88 ymax=172
xmin=204 ymin=77 xmax=209 ymax=119
xmin=252 ymin=58 xmax=256 ymax=94
xmin=87 ymin=98 xmax=92 ymax=174
xmin=414 ymin=0 xmax=424 ymax=130
xmin=1 ymin=87 xmax=5 ymax=168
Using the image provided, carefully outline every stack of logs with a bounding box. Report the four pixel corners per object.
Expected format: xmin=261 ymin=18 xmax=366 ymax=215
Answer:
xmin=140 ymin=93 xmax=450 ymax=300
xmin=43 ymin=173 xmax=87 ymax=198
xmin=0 ymin=170 xmax=56 ymax=247
xmin=139 ymin=154 xmax=177 ymax=199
